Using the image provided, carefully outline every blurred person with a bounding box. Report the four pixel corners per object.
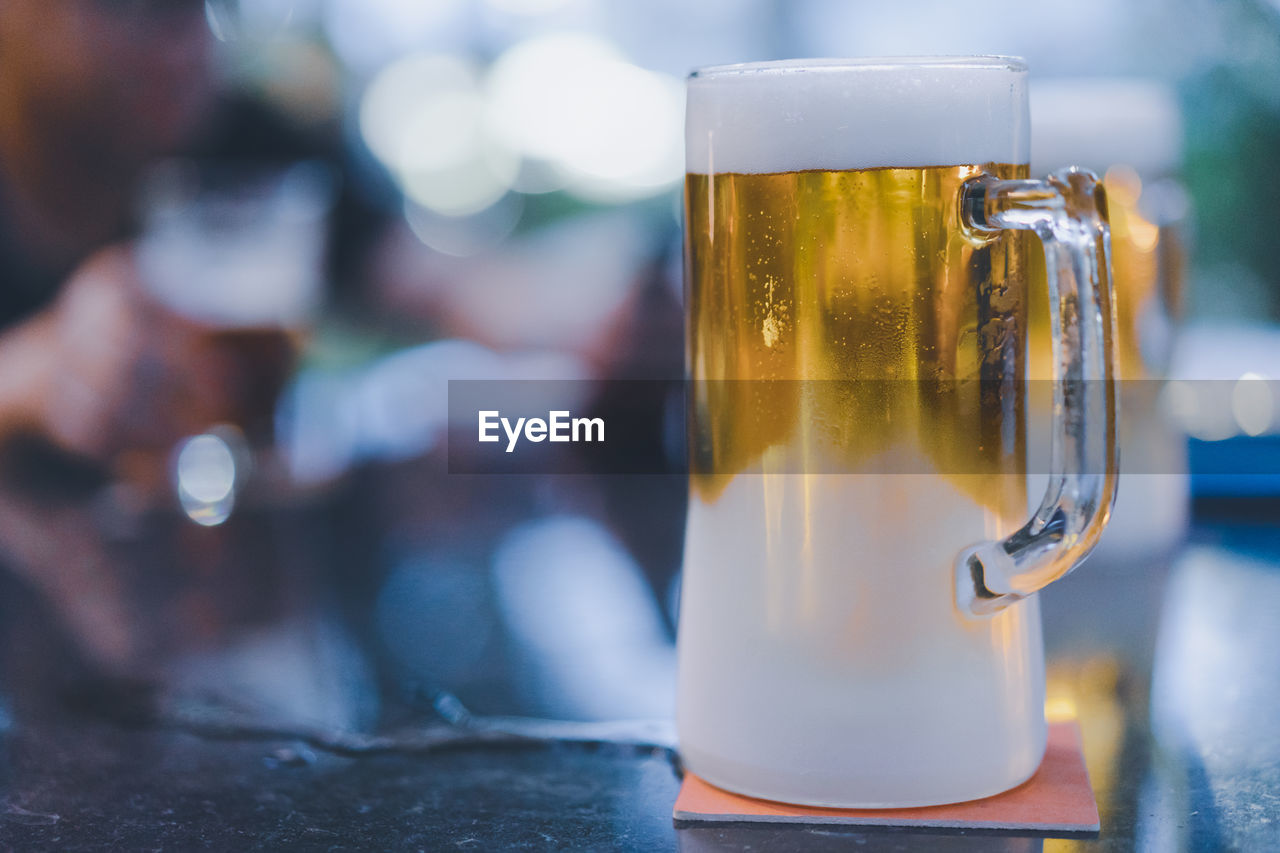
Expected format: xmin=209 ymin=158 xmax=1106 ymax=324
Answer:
xmin=0 ymin=0 xmax=687 ymax=704
xmin=0 ymin=0 xmax=381 ymax=685
xmin=0 ymin=0 xmax=221 ymax=462
xmin=0 ymin=0 xmax=383 ymax=466
xmin=0 ymin=0 xmax=237 ymax=687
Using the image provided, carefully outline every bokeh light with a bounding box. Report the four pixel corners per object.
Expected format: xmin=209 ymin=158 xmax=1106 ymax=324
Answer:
xmin=205 ymin=0 xmax=321 ymax=42
xmin=174 ymin=430 xmax=242 ymax=526
xmin=359 ymin=53 xmax=478 ymax=167
xmin=1231 ymin=372 xmax=1274 ymax=437
xmin=325 ymin=0 xmax=468 ymax=71
xmin=486 ymin=33 xmax=684 ymax=202
xmin=400 ymin=140 xmax=518 ymax=217
xmin=403 ymin=193 xmax=524 ymax=257
xmin=482 ymin=0 xmax=577 ymax=15
xmin=360 ymin=53 xmax=519 ymax=216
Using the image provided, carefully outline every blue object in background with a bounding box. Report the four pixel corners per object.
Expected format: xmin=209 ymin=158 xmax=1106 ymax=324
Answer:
xmin=1189 ymin=434 xmax=1280 ymax=497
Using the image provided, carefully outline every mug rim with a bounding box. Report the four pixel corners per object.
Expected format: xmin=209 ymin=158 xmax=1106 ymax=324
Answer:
xmin=689 ymin=56 xmax=1027 ymax=80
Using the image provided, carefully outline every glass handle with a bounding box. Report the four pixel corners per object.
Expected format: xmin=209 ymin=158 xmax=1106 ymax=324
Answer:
xmin=956 ymin=168 xmax=1120 ymax=616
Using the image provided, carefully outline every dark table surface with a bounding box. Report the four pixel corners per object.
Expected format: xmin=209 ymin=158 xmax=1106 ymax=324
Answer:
xmin=0 ymin=457 xmax=1277 ymax=851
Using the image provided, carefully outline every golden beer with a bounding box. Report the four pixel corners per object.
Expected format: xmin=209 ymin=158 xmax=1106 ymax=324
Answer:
xmin=685 ymin=163 xmax=1030 ymax=515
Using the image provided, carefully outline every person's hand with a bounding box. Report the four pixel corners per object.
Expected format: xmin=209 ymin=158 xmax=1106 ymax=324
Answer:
xmin=22 ymin=245 xmax=242 ymax=461
xmin=28 ymin=246 xmax=150 ymax=457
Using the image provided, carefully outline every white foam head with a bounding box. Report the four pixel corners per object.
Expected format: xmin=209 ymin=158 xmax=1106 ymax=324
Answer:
xmin=686 ymin=57 xmax=1029 ymax=175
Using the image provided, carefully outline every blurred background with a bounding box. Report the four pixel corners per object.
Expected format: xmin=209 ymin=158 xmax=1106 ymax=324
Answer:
xmin=0 ymin=0 xmax=1279 ymax=849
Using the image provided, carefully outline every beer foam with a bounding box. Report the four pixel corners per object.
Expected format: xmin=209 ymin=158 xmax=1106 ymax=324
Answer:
xmin=686 ymin=57 xmax=1028 ymax=174
xmin=678 ymin=471 xmax=1045 ymax=806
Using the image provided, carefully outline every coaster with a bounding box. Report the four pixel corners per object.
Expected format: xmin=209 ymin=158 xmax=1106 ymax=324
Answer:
xmin=673 ymin=720 xmax=1099 ymax=832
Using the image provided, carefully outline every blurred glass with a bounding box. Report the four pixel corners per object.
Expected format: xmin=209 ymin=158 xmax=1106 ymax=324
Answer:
xmin=134 ymin=160 xmax=334 ymax=519
xmin=138 ymin=159 xmax=331 ymax=332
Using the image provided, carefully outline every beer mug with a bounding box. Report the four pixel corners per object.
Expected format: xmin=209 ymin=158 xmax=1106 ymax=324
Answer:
xmin=678 ymin=57 xmax=1118 ymax=807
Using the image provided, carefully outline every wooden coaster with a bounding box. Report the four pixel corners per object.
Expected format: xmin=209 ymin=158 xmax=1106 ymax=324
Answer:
xmin=673 ymin=720 xmax=1099 ymax=832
